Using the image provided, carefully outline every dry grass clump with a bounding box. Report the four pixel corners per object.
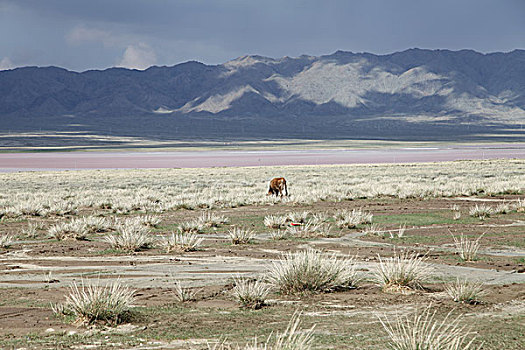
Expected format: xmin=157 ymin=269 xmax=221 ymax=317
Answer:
xmin=451 ymin=204 xmax=461 ymax=220
xmin=172 ymin=280 xmax=198 ymax=302
xmin=208 ymin=312 xmax=314 ymax=350
xmin=22 ymin=222 xmax=40 ymax=238
xmin=132 ymin=214 xmax=162 ymax=228
xmin=378 ymin=306 xmax=478 ymax=350
xmin=79 ymin=216 xmax=113 ymax=233
xmin=228 ymin=227 xmax=255 ymax=244
xmin=269 ymin=230 xmax=289 ymax=240
xmin=515 ymin=198 xmax=525 ymax=212
xmin=388 ymin=224 xmax=407 ymax=238
xmin=451 ymin=232 xmax=484 ymax=262
xmin=361 ymin=223 xmax=384 ymax=236
xmin=177 ymin=220 xmax=204 ymax=234
xmin=105 ymin=221 xmax=153 ymax=251
xmin=309 ymin=212 xmax=330 ymax=225
xmin=493 ymin=202 xmax=511 ymax=214
xmin=285 ymin=221 xmax=333 ymax=238
xmin=197 ymin=212 xmax=230 ymax=227
xmin=373 ymin=251 xmax=431 ymax=293
xmin=48 ymin=220 xmax=89 ymax=240
xmin=468 ymin=204 xmax=493 ymax=220
xmin=334 ymin=208 xmax=373 ymax=228
xmin=160 ymin=232 xmax=203 ymax=252
xmin=286 ymin=211 xmax=310 ymax=223
xmin=11 ymin=200 xmax=48 ymax=217
xmin=0 ymin=234 xmax=14 ymax=248
xmin=53 ymin=279 xmax=135 ymax=326
xmin=264 ymin=215 xmax=287 ymax=229
xmin=232 ymin=276 xmax=271 ymax=309
xmin=445 ymin=278 xmax=485 ymax=304
xmin=267 ymin=249 xmax=361 ymax=294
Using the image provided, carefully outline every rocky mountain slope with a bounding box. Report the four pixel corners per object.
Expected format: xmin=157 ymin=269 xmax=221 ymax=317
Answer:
xmin=1 ymin=49 xmax=524 ymax=140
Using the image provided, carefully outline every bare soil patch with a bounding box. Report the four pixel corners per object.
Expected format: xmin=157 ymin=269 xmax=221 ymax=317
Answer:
xmin=0 ymin=194 xmax=524 ymax=348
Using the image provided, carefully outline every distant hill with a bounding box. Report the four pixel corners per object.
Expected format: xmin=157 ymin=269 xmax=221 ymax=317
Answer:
xmin=1 ymin=48 xmax=524 ymax=141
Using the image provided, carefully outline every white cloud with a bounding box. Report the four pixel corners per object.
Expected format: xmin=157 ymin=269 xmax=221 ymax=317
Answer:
xmin=117 ymin=44 xmax=156 ymax=70
xmin=0 ymin=57 xmax=15 ymax=70
xmin=66 ymin=25 xmax=116 ymax=46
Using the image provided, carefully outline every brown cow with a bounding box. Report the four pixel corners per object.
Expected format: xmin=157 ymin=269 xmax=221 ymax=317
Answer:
xmin=268 ymin=177 xmax=288 ymax=197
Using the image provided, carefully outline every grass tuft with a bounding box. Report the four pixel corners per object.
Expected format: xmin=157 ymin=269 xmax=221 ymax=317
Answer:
xmin=232 ymin=276 xmax=270 ymax=309
xmin=160 ymin=232 xmax=203 ymax=252
xmin=228 ymin=227 xmax=255 ymax=244
xmin=266 ymin=249 xmax=361 ymax=294
xmin=451 ymin=232 xmax=484 ymax=262
xmin=55 ymin=279 xmax=135 ymax=326
xmin=264 ymin=215 xmax=287 ymax=229
xmin=373 ymin=251 xmax=430 ymax=293
xmin=445 ymin=278 xmax=485 ymax=304
xmin=105 ymin=221 xmax=153 ymax=251
xmin=378 ymin=306 xmax=479 ymax=350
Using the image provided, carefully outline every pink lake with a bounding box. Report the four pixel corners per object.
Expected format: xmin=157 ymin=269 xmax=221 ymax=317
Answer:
xmin=0 ymin=145 xmax=524 ymax=172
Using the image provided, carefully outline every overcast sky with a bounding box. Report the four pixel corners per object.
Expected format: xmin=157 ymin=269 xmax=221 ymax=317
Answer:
xmin=1 ymin=0 xmax=524 ymax=71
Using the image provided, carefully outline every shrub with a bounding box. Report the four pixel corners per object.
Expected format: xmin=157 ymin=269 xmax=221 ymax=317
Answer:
xmin=445 ymin=278 xmax=485 ymax=304
xmin=48 ymin=220 xmax=88 ymax=240
xmin=286 ymin=211 xmax=310 ymax=223
xmin=493 ymin=202 xmax=510 ymax=214
xmin=269 ymin=230 xmax=288 ymax=240
xmin=0 ymin=234 xmax=14 ymax=248
xmin=373 ymin=251 xmax=430 ymax=293
xmin=132 ymin=214 xmax=161 ymax=228
xmin=208 ymin=311 xmax=314 ymax=350
xmin=172 ymin=280 xmax=198 ymax=302
xmin=361 ymin=223 xmax=384 ymax=236
xmin=22 ymin=222 xmax=40 ymax=238
xmin=232 ymin=276 xmax=270 ymax=309
xmin=285 ymin=221 xmax=332 ymax=238
xmin=228 ymin=227 xmax=254 ymax=245
xmin=160 ymin=232 xmax=203 ymax=252
xmin=197 ymin=212 xmax=230 ymax=227
xmin=389 ymin=224 xmax=406 ymax=238
xmin=264 ymin=215 xmax=287 ymax=229
xmin=267 ymin=249 xmax=361 ymax=294
xmin=451 ymin=232 xmax=484 ymax=262
xmin=469 ymin=204 xmax=493 ymax=220
xmin=79 ymin=216 xmax=113 ymax=233
xmin=105 ymin=221 xmax=152 ymax=251
xmin=334 ymin=208 xmax=373 ymax=228
xmin=378 ymin=306 xmax=478 ymax=350
xmin=56 ymin=279 xmax=135 ymax=326
xmin=177 ymin=220 xmax=204 ymax=234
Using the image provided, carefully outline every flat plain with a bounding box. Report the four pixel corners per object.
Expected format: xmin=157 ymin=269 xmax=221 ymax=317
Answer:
xmin=0 ymin=159 xmax=524 ymax=349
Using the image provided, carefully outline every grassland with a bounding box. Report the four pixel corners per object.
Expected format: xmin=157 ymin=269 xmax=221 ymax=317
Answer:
xmin=0 ymin=159 xmax=524 ymax=349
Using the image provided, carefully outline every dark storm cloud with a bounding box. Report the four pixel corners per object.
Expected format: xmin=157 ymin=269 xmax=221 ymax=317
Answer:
xmin=1 ymin=0 xmax=524 ymax=71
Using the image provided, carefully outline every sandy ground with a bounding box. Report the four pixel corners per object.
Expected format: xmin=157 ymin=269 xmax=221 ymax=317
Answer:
xmin=0 ymin=188 xmax=524 ymax=348
xmin=0 ymin=145 xmax=524 ymax=171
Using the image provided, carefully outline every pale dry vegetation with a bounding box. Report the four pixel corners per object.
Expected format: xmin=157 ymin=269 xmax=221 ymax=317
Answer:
xmin=0 ymin=159 xmax=523 ymax=348
xmin=0 ymin=159 xmax=522 ymax=218
xmin=53 ymin=279 xmax=135 ymax=326
xmin=378 ymin=306 xmax=479 ymax=350
xmin=374 ymin=251 xmax=431 ymax=293
xmin=266 ymin=249 xmax=361 ymax=294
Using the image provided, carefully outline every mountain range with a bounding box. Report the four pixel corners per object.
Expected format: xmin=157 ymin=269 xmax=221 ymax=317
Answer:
xmin=1 ymin=48 xmax=524 ymax=141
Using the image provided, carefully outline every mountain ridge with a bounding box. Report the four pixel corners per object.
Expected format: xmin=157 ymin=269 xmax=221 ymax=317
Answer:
xmin=1 ymin=48 xmax=524 ymax=140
